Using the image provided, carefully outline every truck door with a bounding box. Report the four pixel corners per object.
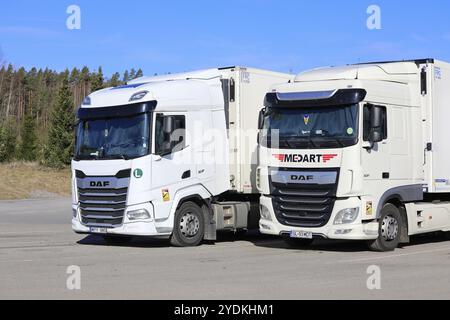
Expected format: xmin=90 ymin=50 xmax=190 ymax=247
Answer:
xmin=151 ymin=113 xmax=193 ymax=220
xmin=388 ymin=106 xmax=412 ymax=180
xmin=361 ymin=104 xmax=390 ymax=182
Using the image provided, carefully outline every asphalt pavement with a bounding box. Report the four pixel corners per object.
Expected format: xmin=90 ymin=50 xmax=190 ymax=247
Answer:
xmin=0 ymin=198 xmax=449 ymax=300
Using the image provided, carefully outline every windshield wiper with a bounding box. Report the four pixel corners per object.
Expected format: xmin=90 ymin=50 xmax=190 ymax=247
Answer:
xmin=307 ymin=137 xmax=318 ymax=148
xmin=104 ymin=154 xmax=131 ymax=160
xmin=280 ymin=139 xmax=293 ymax=149
xmin=313 ymin=136 xmax=346 ymax=147
xmin=281 ymin=137 xmax=318 ymax=148
xmin=75 ymin=153 xmax=132 ymax=161
xmin=332 ymin=137 xmax=345 ymax=147
xmin=74 ymin=154 xmax=98 ymax=160
xmin=293 ymin=137 xmax=318 ymax=148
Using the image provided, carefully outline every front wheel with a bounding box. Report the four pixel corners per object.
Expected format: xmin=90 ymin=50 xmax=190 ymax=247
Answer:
xmin=367 ymin=204 xmax=402 ymax=252
xmin=170 ymin=202 xmax=205 ymax=247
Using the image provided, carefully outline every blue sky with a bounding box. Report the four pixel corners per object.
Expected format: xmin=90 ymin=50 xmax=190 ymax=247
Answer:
xmin=1 ymin=0 xmax=450 ymax=77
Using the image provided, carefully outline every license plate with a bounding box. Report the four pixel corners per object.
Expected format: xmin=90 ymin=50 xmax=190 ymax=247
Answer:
xmin=290 ymin=230 xmax=313 ymax=239
xmin=90 ymin=227 xmax=107 ymax=234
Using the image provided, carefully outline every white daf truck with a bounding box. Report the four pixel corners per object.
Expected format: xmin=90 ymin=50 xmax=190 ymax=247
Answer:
xmin=258 ymin=59 xmax=450 ymax=251
xmin=71 ymin=67 xmax=293 ymax=246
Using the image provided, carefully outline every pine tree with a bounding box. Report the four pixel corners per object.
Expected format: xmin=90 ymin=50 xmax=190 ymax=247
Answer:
xmin=123 ymin=70 xmax=130 ymax=83
xmin=109 ymin=72 xmax=121 ymax=87
xmin=136 ymin=68 xmax=143 ymax=78
xmin=0 ymin=121 xmax=16 ymax=162
xmin=129 ymin=68 xmax=137 ymax=80
xmin=91 ymin=66 xmax=104 ymax=92
xmin=80 ymin=66 xmax=90 ymax=98
xmin=18 ymin=111 xmax=37 ymax=161
xmin=0 ymin=65 xmax=149 ymax=165
xmin=43 ymin=75 xmax=75 ymax=168
xmin=69 ymin=67 xmax=80 ymax=84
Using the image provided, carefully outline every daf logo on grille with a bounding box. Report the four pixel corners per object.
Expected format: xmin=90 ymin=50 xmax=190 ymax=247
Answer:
xmin=90 ymin=181 xmax=110 ymax=188
xmin=291 ymin=175 xmax=314 ymax=181
xmin=271 ymin=170 xmax=338 ymax=185
xmin=77 ymin=176 xmax=126 ymax=190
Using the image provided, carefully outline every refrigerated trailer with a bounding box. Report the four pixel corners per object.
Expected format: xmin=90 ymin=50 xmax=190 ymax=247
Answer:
xmin=71 ymin=67 xmax=293 ymax=246
xmin=257 ymin=59 xmax=450 ymax=251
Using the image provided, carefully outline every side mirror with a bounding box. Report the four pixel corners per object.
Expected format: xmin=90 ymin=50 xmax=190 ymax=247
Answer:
xmin=157 ymin=116 xmax=176 ymax=156
xmin=370 ymin=106 xmax=383 ymax=128
xmin=258 ymin=108 xmax=265 ymax=130
xmin=161 ymin=141 xmax=172 ymax=154
xmin=370 ymin=130 xmax=382 ymax=143
xmin=163 ymin=116 xmax=174 ymax=134
xmin=370 ymin=106 xmax=384 ymax=143
xmin=363 ymin=104 xmax=385 ymax=149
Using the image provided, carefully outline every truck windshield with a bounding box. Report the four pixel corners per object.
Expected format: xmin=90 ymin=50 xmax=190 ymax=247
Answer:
xmin=261 ymin=104 xmax=358 ymax=149
xmin=75 ymin=113 xmax=150 ymax=160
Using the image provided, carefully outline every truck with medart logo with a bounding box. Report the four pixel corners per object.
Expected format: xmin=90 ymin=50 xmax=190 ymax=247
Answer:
xmin=71 ymin=67 xmax=293 ymax=246
xmin=257 ymin=59 xmax=450 ymax=251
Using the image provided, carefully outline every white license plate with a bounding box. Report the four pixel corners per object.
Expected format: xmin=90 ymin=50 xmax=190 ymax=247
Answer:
xmin=290 ymin=230 xmax=313 ymax=239
xmin=90 ymin=227 xmax=107 ymax=234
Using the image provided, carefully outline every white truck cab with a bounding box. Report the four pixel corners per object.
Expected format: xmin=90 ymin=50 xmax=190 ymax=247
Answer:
xmin=71 ymin=67 xmax=293 ymax=246
xmin=258 ymin=59 xmax=450 ymax=251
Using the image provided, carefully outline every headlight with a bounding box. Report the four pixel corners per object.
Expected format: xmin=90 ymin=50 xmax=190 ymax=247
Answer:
xmin=129 ymin=91 xmax=149 ymax=102
xmin=127 ymin=209 xmax=152 ymax=221
xmin=82 ymin=96 xmax=91 ymax=105
xmin=333 ymin=208 xmax=359 ymax=225
xmin=260 ymin=205 xmax=272 ymax=221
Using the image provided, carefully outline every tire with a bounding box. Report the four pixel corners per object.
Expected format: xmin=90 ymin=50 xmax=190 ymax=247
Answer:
xmin=170 ymin=201 xmax=205 ymax=247
xmin=102 ymin=235 xmax=132 ymax=245
xmin=367 ymin=204 xmax=402 ymax=252
xmin=283 ymin=237 xmax=314 ymax=248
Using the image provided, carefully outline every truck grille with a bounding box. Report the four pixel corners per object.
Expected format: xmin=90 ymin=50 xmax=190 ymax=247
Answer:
xmin=269 ymin=168 xmax=339 ymax=228
xmin=76 ymin=169 xmax=131 ymax=228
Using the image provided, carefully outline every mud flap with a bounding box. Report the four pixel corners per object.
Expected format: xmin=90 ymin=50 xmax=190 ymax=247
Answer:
xmin=399 ymin=206 xmax=410 ymax=244
xmin=202 ymin=202 xmax=217 ymax=241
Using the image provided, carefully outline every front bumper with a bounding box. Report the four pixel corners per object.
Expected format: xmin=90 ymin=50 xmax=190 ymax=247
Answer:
xmin=259 ymin=196 xmax=379 ymax=240
xmin=72 ymin=202 xmax=172 ymax=238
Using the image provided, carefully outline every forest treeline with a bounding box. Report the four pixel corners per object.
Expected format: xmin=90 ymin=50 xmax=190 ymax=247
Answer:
xmin=0 ymin=64 xmax=144 ymax=167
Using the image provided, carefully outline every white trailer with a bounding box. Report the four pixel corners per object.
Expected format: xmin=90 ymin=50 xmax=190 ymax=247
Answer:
xmin=71 ymin=67 xmax=293 ymax=246
xmin=257 ymin=59 xmax=450 ymax=251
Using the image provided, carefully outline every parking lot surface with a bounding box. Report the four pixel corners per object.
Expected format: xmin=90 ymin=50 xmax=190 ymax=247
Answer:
xmin=0 ymin=198 xmax=449 ymax=299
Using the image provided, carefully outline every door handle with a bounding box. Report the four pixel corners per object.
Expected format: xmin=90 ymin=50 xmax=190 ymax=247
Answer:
xmin=182 ymin=170 xmax=191 ymax=179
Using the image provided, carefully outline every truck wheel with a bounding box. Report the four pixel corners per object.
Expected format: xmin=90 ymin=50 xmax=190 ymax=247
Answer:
xmin=367 ymin=204 xmax=402 ymax=252
xmin=102 ymin=235 xmax=132 ymax=245
xmin=283 ymin=237 xmax=314 ymax=248
xmin=170 ymin=201 xmax=205 ymax=247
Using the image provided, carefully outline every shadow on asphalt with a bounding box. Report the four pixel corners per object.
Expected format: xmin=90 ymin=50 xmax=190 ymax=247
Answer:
xmin=77 ymin=235 xmax=169 ymax=248
xmin=77 ymin=230 xmax=450 ymax=252
xmin=77 ymin=230 xmax=273 ymax=248
xmin=251 ymin=231 xmax=450 ymax=253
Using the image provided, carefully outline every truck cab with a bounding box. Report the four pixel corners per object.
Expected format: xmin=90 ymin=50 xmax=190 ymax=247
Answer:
xmin=72 ymin=67 xmax=293 ymax=246
xmin=258 ymin=59 xmax=450 ymax=251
